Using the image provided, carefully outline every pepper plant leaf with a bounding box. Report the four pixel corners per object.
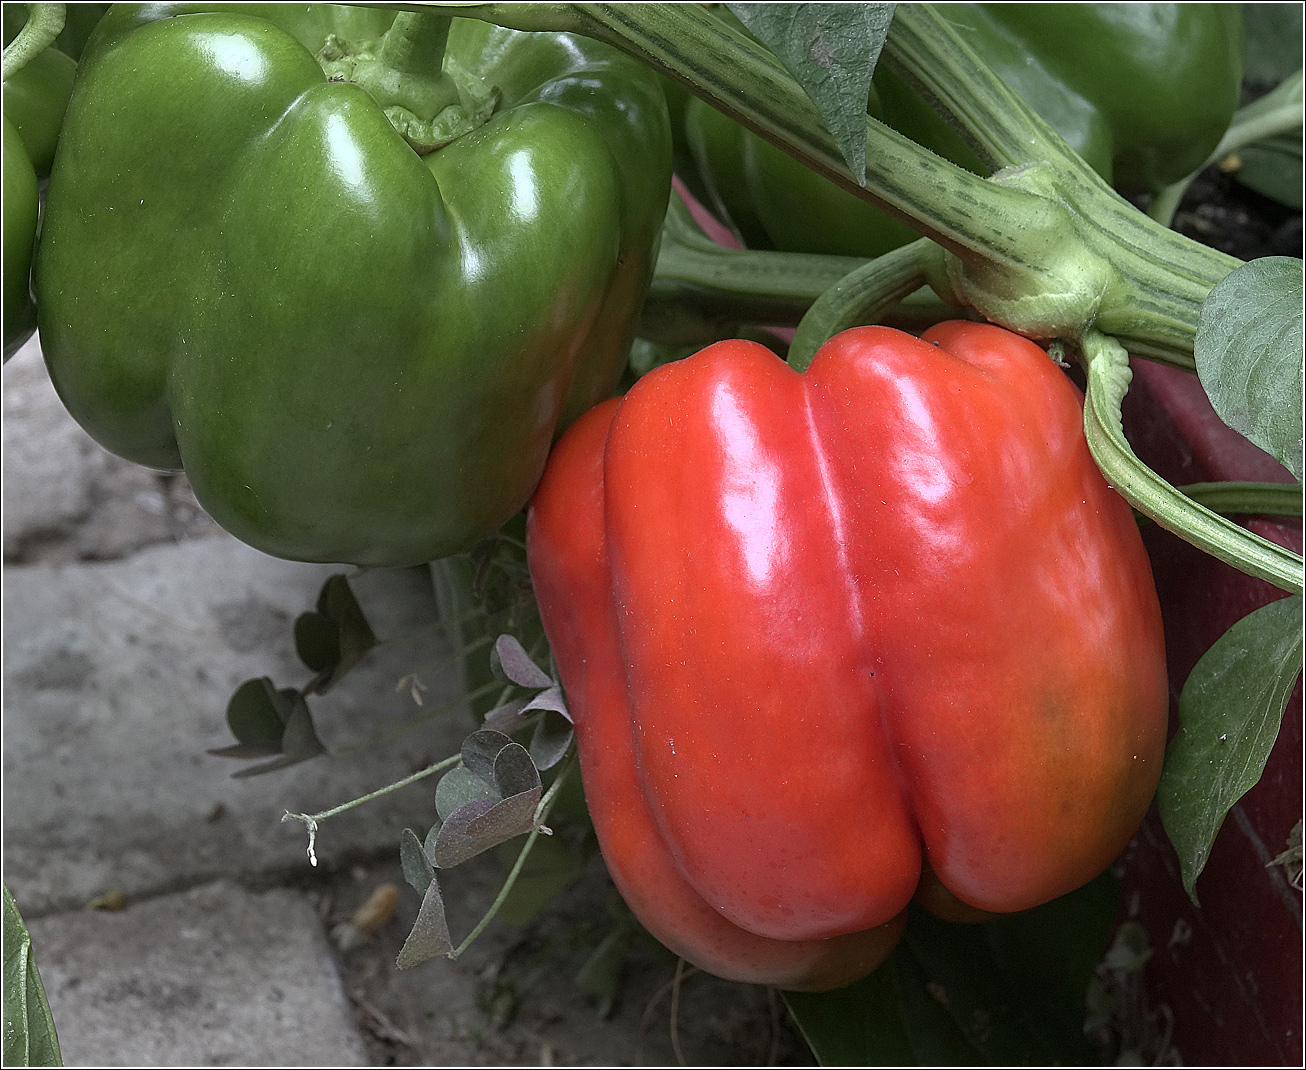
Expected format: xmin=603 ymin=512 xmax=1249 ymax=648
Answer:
xmin=1156 ymin=595 xmax=1304 ymax=902
xmin=1195 ymin=256 xmax=1304 ymax=480
xmin=784 ymin=961 xmax=922 ymax=1065
xmin=1242 ymin=3 xmax=1305 ymax=87
xmin=493 ymin=835 xmax=580 ymax=927
xmin=784 ymin=873 xmax=1115 ymax=1065
xmin=3 ymin=885 xmax=62 ymax=1068
xmin=728 ymin=3 xmax=895 ymax=183
xmin=1235 ymin=132 xmax=1304 ymax=210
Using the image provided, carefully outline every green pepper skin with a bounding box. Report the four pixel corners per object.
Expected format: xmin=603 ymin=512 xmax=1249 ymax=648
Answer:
xmin=38 ymin=7 xmax=671 ymax=566
xmin=682 ymin=3 xmax=1242 ymax=258
xmin=1 ymin=44 xmax=76 ymax=175
xmin=3 ymin=117 xmax=39 ymax=357
xmin=977 ymin=4 xmax=1243 ymax=194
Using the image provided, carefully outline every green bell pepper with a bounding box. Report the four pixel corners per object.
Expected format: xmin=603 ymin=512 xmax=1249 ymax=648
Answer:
xmin=2 ymin=3 xmax=81 ymax=357
xmin=679 ymin=3 xmax=1243 ymax=258
xmin=3 ymin=116 xmax=39 ymax=357
xmin=1 ymin=39 xmax=75 ymax=176
xmin=37 ymin=4 xmax=671 ymax=566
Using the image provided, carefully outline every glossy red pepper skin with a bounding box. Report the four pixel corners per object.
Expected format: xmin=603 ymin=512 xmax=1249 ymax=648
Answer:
xmin=528 ymin=322 xmax=1169 ymax=989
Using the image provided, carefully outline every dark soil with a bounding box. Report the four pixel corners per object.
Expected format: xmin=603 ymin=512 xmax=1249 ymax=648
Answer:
xmin=1168 ymin=166 xmax=1303 ymax=261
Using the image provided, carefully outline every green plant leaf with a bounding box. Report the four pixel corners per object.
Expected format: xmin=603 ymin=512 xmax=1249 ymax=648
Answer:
xmin=1157 ymin=595 xmax=1304 ymax=901
xmin=528 ymin=710 xmax=573 ymax=772
xmin=1235 ymin=131 xmax=1303 ymax=209
xmin=575 ymin=917 xmax=632 ymax=1019
xmin=1196 ymin=256 xmax=1304 ymax=480
xmin=399 ymin=828 xmax=435 ymax=897
xmin=218 ymin=677 xmax=292 ymax=752
xmin=785 ymin=963 xmax=922 ymax=1065
xmin=1242 ymin=4 xmax=1305 ymax=87
xmin=785 ymin=874 xmax=1116 ymax=1065
xmin=293 ymin=611 xmax=340 ymax=674
xmin=219 ymin=689 xmax=324 ymax=778
xmin=461 ymin=728 xmax=516 ymax=783
xmin=434 ymin=765 xmax=500 ymax=823
xmin=491 ymin=634 xmax=553 ymax=689
xmin=728 ymin=2 xmax=895 ymax=182
xmin=3 ymin=885 xmax=62 ymax=1068
xmin=295 ymin=574 xmax=378 ymax=688
xmin=432 ymin=787 xmax=542 ymax=869
xmin=396 ymin=875 xmax=452 ymax=968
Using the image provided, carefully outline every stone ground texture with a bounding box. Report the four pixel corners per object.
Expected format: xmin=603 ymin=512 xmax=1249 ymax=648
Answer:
xmin=3 ymin=335 xmax=810 ymax=1067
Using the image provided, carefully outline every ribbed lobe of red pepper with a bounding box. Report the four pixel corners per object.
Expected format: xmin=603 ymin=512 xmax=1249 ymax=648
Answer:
xmin=528 ymin=322 xmax=1168 ymax=987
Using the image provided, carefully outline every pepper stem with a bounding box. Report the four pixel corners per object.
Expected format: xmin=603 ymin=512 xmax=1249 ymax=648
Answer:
xmin=318 ymin=10 xmax=498 ymax=155
xmin=2 ymin=3 xmax=65 ymax=81
xmin=379 ymin=11 xmax=453 ymax=85
xmin=1079 ymin=331 xmax=1304 ymax=594
xmin=788 ymin=238 xmax=938 ymax=371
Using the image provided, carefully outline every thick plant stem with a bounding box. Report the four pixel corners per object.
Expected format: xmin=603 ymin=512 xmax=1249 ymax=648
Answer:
xmin=1080 ymin=331 xmax=1304 ymax=594
xmin=380 ymin=9 xmax=453 ymax=80
xmin=879 ymin=4 xmax=1240 ymax=360
xmin=442 ymin=2 xmax=1240 ymax=361
xmin=320 ymin=7 xmax=495 ymax=151
xmin=645 ymin=195 xmax=868 ymax=337
xmin=451 ymin=2 xmax=1061 ymax=270
xmin=1176 ymin=482 xmax=1304 ymax=520
xmin=788 ymin=239 xmax=936 ymax=371
xmin=2 ymin=3 xmax=64 ymax=80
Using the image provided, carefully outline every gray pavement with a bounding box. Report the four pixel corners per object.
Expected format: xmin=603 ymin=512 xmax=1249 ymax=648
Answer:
xmin=3 ymin=335 xmax=811 ymax=1067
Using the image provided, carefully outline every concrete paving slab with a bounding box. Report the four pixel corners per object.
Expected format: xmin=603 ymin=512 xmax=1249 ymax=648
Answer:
xmin=3 ymin=534 xmax=478 ymax=914
xmin=24 ymin=881 xmax=369 ymax=1067
xmin=2 ymin=336 xmax=219 ymax=563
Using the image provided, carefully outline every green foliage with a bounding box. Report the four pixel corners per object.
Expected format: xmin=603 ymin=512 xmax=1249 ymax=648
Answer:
xmin=1157 ymin=595 xmax=1304 ymax=901
xmin=785 ymin=873 xmax=1118 ymax=1065
xmin=1242 ymin=3 xmax=1305 ymax=88
xmin=2 ymin=885 xmax=62 ymax=1068
xmin=211 ymin=677 xmax=325 ymax=777
xmin=1196 ymin=257 xmax=1304 ymax=481
xmin=293 ymin=574 xmax=378 ymax=688
xmin=1237 ymin=131 xmax=1304 ymax=209
xmin=728 ymin=3 xmax=895 ymax=181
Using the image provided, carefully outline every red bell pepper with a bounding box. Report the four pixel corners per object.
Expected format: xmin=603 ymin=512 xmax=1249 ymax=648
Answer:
xmin=527 ymin=322 xmax=1169 ymax=990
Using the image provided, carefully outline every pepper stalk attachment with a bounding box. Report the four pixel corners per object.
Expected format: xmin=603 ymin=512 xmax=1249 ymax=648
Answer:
xmin=318 ymin=10 xmax=499 ymax=154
